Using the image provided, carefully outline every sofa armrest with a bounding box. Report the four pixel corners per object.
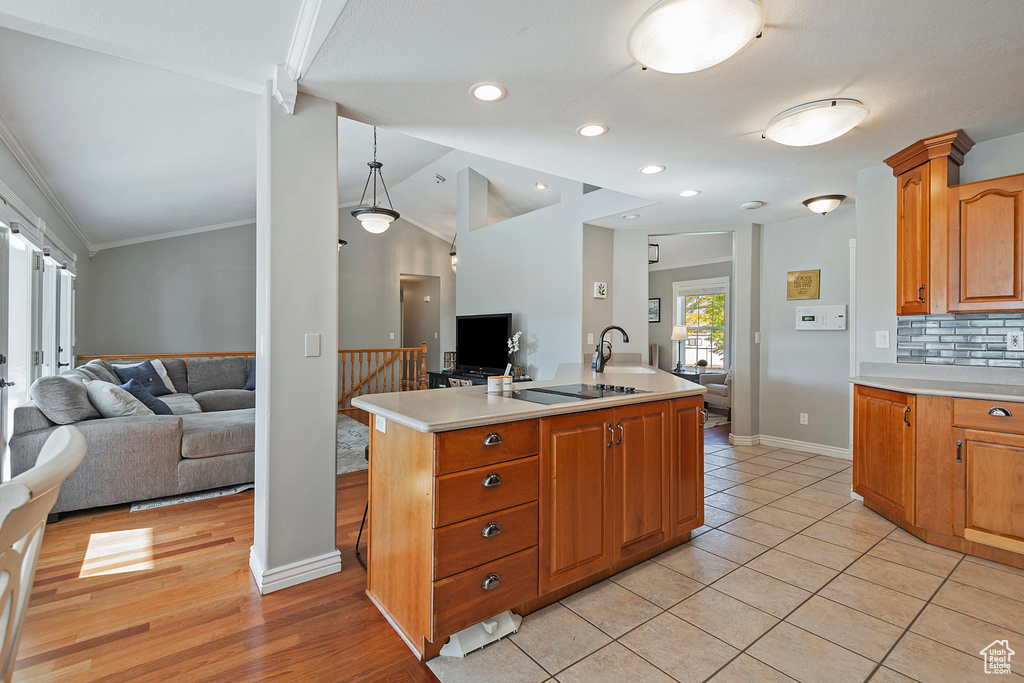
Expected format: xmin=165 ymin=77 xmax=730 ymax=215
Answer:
xmin=10 ymin=415 xmax=184 ymax=513
xmin=698 ymin=372 xmax=727 ymax=386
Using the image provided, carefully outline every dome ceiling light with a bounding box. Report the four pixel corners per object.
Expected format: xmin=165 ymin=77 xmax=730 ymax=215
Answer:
xmin=351 ymin=126 xmax=400 ymax=234
xmin=803 ymin=194 xmax=846 ymax=215
xmin=470 ymin=83 xmax=507 ymax=102
xmin=628 ymin=0 xmax=765 ymax=74
xmin=764 ymin=99 xmax=870 ymax=147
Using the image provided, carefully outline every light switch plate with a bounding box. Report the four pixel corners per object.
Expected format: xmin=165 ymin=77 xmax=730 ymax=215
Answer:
xmin=389 ymin=332 xmax=395 ymax=340
xmin=587 ymin=333 xmax=594 ymax=345
xmin=304 ymin=333 xmax=321 ymax=357
xmin=1009 ymin=330 xmax=1024 ymax=351
xmin=875 ymin=331 xmax=890 ymax=349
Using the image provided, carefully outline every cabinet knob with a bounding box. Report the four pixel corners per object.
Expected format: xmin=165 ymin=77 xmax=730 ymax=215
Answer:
xmin=482 ymin=472 xmax=502 ymax=488
xmin=481 ymin=573 xmax=501 ymax=590
xmin=483 ymin=432 xmax=502 ymax=446
xmin=988 ymin=406 xmax=1012 ymax=417
xmin=481 ymin=522 xmax=502 ymax=537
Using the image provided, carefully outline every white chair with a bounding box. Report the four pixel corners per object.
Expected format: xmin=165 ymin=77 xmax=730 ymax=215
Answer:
xmin=699 ymin=368 xmax=732 ymax=421
xmin=0 ymin=426 xmax=86 ymax=682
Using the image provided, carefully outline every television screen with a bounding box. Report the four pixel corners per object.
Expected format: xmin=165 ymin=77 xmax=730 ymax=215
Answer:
xmin=456 ymin=314 xmax=512 ymax=374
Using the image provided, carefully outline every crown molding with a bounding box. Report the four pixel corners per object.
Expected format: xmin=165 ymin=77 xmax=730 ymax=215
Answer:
xmin=286 ymin=0 xmax=352 ymax=81
xmin=0 ymin=108 xmax=94 ymax=251
xmin=91 ymin=218 xmax=255 ymax=253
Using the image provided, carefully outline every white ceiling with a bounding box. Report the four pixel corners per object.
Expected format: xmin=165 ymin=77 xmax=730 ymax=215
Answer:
xmin=649 ymin=232 xmax=733 ymax=272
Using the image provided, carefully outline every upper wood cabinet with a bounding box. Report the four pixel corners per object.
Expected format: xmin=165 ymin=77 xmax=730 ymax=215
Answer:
xmin=948 ymin=175 xmax=1024 ymax=311
xmin=896 ymin=165 xmax=931 ymax=315
xmin=853 ymin=385 xmax=916 ymax=521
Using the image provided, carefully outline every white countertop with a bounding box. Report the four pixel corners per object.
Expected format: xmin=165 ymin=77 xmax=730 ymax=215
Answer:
xmin=851 ymin=375 xmax=1024 ymax=402
xmin=352 ymin=363 xmax=706 ymax=433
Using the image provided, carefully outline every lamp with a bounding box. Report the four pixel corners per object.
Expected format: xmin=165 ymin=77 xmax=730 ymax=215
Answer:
xmin=764 ymin=99 xmax=869 ymax=147
xmin=671 ymin=325 xmax=688 ymax=372
xmin=803 ymin=195 xmax=846 ymax=215
xmin=449 ymin=234 xmax=457 ymax=273
xmin=351 ymin=126 xmax=400 ymax=234
xmin=628 ymin=0 xmax=765 ymax=74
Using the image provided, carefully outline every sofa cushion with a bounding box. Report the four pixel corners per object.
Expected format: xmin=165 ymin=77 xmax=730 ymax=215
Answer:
xmin=161 ymin=393 xmax=203 ymax=415
xmin=187 ymin=357 xmax=247 ymax=394
xmin=194 ymin=389 xmax=256 ymax=412
xmin=161 ymin=358 xmax=189 ymax=394
xmin=705 ymin=383 xmax=729 ymax=397
xmin=13 ymin=401 xmax=56 ymax=434
xmin=180 ymin=409 xmax=255 ymax=459
xmin=113 ymin=361 xmax=172 ymax=397
xmin=120 ymin=379 xmax=173 ymax=415
xmin=243 ymin=357 xmax=255 ymax=391
xmin=85 ymin=381 xmax=154 ymax=418
xmin=29 ymin=376 xmax=100 ymax=424
xmin=74 ymin=361 xmax=120 ymax=385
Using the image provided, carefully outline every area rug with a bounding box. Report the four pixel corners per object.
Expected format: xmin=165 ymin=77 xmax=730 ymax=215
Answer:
xmin=705 ymin=413 xmax=730 ymax=430
xmin=130 ymin=483 xmax=254 ymax=512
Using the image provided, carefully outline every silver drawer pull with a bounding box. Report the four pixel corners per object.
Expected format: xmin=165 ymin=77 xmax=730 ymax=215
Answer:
xmin=988 ymin=407 xmax=1012 ymax=417
xmin=482 ymin=522 xmax=502 ymax=537
xmin=483 ymin=432 xmax=502 ymax=446
xmin=481 ymin=573 xmax=501 ymax=590
xmin=482 ymin=472 xmax=502 ymax=487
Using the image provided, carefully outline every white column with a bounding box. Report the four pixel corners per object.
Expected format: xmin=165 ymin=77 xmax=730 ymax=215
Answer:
xmin=250 ymin=86 xmax=340 ymax=593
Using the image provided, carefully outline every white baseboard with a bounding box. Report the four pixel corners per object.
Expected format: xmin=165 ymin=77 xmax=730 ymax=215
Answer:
xmin=726 ymin=433 xmax=852 ymax=460
xmin=249 ymin=546 xmax=342 ymax=594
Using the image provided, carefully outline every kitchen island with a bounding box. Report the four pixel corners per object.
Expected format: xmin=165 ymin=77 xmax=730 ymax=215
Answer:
xmin=353 ymin=363 xmax=707 ymax=660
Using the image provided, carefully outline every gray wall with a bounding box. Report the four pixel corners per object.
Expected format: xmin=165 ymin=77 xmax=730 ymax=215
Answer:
xmin=78 ymin=224 xmax=256 ymax=354
xmin=759 ymin=208 xmax=854 ymax=449
xmin=648 ymin=260 xmax=733 ymax=372
xmin=581 ymin=225 xmax=614 ymax=358
xmin=401 ymin=275 xmax=442 ymax=372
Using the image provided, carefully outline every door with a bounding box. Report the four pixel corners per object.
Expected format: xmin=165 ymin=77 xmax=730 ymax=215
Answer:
xmin=896 ymin=166 xmax=931 ymax=315
xmin=539 ymin=409 xmax=614 ymax=593
xmin=0 ymin=224 xmax=8 ymax=465
xmin=853 ymin=385 xmax=916 ymax=520
xmin=670 ymin=396 xmax=705 ymax=536
xmin=614 ymin=402 xmax=670 ymax=560
xmin=953 ymin=428 xmax=1024 ymax=556
xmin=949 ymin=175 xmax=1024 ymax=311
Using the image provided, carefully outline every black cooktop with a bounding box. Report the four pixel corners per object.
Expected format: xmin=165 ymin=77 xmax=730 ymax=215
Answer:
xmin=509 ymin=383 xmax=650 ymax=405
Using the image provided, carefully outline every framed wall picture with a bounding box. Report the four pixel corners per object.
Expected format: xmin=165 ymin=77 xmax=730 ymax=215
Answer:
xmin=648 ymin=297 xmax=661 ymax=322
xmin=648 ymin=243 xmax=660 ymax=264
xmin=593 ymin=282 xmax=607 ymax=299
xmin=787 ymin=269 xmax=821 ymax=300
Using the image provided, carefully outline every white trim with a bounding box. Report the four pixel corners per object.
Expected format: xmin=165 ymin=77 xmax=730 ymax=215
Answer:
xmin=649 ymin=255 xmax=732 ymax=272
xmin=672 ymin=276 xmax=730 ymax=370
xmin=272 ymin=64 xmax=298 ymax=115
xmin=726 ymin=432 xmax=852 ymax=460
xmin=91 ymin=219 xmax=255 ymax=252
xmin=728 ymin=433 xmax=759 ymax=447
xmin=285 ymin=0 xmax=323 ymax=80
xmin=248 ymin=546 xmax=342 ymax=594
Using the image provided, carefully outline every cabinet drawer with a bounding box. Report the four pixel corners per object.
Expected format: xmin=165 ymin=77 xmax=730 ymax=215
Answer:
xmin=435 ymin=456 xmax=538 ymax=527
xmin=432 ymin=546 xmax=538 ymax=639
xmin=434 ymin=502 xmax=539 ymax=581
xmin=435 ymin=420 xmax=539 ymax=475
xmin=953 ymin=398 xmax=1024 ymax=434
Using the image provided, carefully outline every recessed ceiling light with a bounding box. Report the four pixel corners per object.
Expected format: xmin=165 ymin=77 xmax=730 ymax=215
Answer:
xmin=679 ymin=189 xmax=701 ymax=197
xmin=535 ymin=182 xmax=549 ymax=190
xmin=622 ymin=214 xmax=640 ymax=220
xmin=765 ymin=99 xmax=869 ymax=146
xmin=639 ymin=165 xmax=666 ymax=175
xmin=628 ymin=0 xmax=765 ymax=74
xmin=470 ymin=82 xmax=507 ymax=102
xmin=803 ymin=195 xmax=846 ymax=215
xmin=577 ymin=123 xmax=609 ymax=137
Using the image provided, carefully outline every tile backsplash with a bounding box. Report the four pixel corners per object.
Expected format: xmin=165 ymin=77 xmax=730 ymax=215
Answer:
xmin=896 ymin=313 xmax=1024 ymax=367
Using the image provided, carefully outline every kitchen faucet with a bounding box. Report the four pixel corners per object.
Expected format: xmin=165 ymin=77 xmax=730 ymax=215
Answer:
xmin=595 ymin=326 xmax=629 ymax=373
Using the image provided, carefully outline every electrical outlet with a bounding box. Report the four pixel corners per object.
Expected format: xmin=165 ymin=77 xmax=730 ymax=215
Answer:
xmin=875 ymin=331 xmax=890 ymax=349
xmin=1008 ymin=330 xmax=1024 ymax=351
xmin=799 ymin=413 xmax=808 ymax=425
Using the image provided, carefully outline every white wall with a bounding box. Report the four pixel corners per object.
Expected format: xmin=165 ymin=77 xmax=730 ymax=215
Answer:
xmin=401 ymin=275 xmax=442 ymax=372
xmin=760 ymin=208 xmax=855 ymax=449
xmin=581 ymin=225 xmax=614 ymax=358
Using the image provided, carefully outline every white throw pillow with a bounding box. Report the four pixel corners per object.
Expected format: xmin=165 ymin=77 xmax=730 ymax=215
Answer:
xmin=84 ymin=380 xmax=155 ymax=418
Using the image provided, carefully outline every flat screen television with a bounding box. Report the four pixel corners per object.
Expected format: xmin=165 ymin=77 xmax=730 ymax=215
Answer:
xmin=456 ymin=313 xmax=512 ymax=375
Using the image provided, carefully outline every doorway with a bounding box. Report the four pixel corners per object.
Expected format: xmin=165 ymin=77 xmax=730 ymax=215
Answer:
xmin=399 ymin=274 xmax=441 ymax=373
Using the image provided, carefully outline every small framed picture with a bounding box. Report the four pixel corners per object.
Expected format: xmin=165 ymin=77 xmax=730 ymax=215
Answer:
xmin=648 ymin=298 xmax=661 ymax=322
xmin=593 ymin=282 xmax=608 ymax=299
xmin=648 ymin=243 xmax=660 ymax=264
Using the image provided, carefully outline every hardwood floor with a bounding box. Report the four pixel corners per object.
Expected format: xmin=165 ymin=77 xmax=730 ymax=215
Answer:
xmin=16 ymin=472 xmax=439 ymax=683
xmin=704 ymin=422 xmax=731 ymax=445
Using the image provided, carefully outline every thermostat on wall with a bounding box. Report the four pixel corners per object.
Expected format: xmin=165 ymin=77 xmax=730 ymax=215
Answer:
xmin=796 ymin=305 xmax=847 ymax=331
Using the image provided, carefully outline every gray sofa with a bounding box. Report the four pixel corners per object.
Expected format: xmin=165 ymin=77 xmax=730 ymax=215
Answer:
xmin=10 ymin=356 xmax=256 ymax=515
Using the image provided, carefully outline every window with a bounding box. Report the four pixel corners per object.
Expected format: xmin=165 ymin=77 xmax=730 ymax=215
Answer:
xmin=673 ymin=277 xmax=729 ymax=370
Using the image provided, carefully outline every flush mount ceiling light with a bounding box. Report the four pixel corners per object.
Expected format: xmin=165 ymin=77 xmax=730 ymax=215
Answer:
xmin=803 ymin=194 xmax=846 ymax=215
xmin=679 ymin=189 xmax=701 ymax=197
xmin=577 ymin=123 xmax=609 ymax=137
xmin=628 ymin=0 xmax=765 ymax=74
xmin=764 ymin=99 xmax=869 ymax=147
xmin=351 ymin=126 xmax=400 ymax=234
xmin=535 ymin=182 xmax=549 ymax=190
xmin=639 ymin=165 xmax=666 ymax=174
xmin=622 ymin=214 xmax=640 ymax=220
xmin=740 ymin=200 xmax=765 ymax=210
xmin=470 ymin=82 xmax=507 ymax=102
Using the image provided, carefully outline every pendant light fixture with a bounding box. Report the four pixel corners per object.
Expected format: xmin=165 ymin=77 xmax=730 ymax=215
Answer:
xmin=351 ymin=126 xmax=400 ymax=234
xmin=803 ymin=195 xmax=846 ymax=215
xmin=449 ymin=234 xmax=457 ymax=273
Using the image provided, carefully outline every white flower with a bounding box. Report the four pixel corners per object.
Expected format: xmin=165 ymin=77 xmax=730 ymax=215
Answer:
xmin=508 ymin=330 xmax=521 ymax=355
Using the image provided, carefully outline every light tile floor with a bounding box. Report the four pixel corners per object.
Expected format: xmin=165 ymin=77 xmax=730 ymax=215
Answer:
xmin=426 ymin=443 xmax=1024 ymax=683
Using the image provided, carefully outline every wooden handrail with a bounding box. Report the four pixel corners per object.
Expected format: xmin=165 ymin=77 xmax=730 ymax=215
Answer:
xmin=337 ymin=340 xmax=428 ymax=413
xmin=76 ymin=351 xmax=252 ymax=364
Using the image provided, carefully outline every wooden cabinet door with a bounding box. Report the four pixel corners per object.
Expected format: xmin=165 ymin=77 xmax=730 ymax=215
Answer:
xmin=853 ymin=386 xmax=916 ymax=520
xmin=897 ymin=166 xmax=931 ymax=315
xmin=949 ymin=175 xmax=1024 ymax=311
xmin=613 ymin=402 xmax=670 ymax=560
xmin=953 ymin=428 xmax=1024 ymax=556
xmin=670 ymin=397 xmax=704 ymax=537
xmin=539 ymin=410 xmax=615 ymax=593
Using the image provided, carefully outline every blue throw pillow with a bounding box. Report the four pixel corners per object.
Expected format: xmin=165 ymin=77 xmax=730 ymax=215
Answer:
xmin=113 ymin=360 xmax=172 ymax=397
xmin=120 ymin=379 xmax=173 ymax=415
xmin=243 ymin=358 xmax=256 ymax=391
